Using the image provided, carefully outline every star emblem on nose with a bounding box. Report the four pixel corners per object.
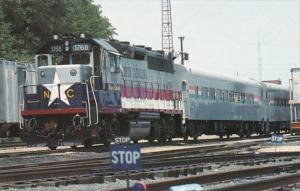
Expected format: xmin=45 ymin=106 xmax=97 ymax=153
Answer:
xmin=44 ymin=72 xmax=72 ymax=106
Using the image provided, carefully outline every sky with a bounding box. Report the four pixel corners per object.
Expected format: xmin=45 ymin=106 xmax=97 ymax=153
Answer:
xmin=95 ymin=0 xmax=300 ymax=86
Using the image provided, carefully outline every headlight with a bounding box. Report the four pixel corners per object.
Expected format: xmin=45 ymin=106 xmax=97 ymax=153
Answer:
xmin=40 ymin=71 xmax=45 ymax=78
xmin=70 ymin=69 xmax=77 ymax=76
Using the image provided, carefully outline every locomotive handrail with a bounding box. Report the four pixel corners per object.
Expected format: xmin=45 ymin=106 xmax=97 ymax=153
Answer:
xmin=18 ymin=85 xmax=25 ymax=129
xmin=82 ymin=101 xmax=89 ymax=126
xmin=83 ymin=82 xmax=92 ymax=127
xmin=90 ymin=75 xmax=100 ymax=125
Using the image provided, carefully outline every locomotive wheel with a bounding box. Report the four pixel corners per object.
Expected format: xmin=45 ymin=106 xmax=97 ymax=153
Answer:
xmin=183 ymin=134 xmax=188 ymax=142
xmin=83 ymin=139 xmax=93 ymax=148
xmin=111 ymin=118 xmax=120 ymax=136
xmin=104 ymin=140 xmax=111 ymax=147
xmin=71 ymin=145 xmax=77 ymax=149
xmin=238 ymin=129 xmax=245 ymax=138
xmin=158 ymin=137 xmax=166 ymax=143
xmin=48 ymin=146 xmax=57 ymax=150
xmin=246 ymin=131 xmax=251 ymax=138
xmin=226 ymin=134 xmax=230 ymax=139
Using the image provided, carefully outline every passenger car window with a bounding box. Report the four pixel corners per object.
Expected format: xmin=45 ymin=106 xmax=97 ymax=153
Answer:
xmin=202 ymin=87 xmax=208 ymax=98
xmin=209 ymin=88 xmax=215 ymax=100
xmin=241 ymin=93 xmax=245 ymax=103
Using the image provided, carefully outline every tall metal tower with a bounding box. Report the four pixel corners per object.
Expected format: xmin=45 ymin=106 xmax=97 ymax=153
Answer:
xmin=161 ymin=0 xmax=174 ymax=54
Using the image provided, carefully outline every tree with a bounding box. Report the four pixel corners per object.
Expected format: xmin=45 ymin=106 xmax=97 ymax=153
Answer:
xmin=2 ymin=0 xmax=70 ymax=59
xmin=0 ymin=4 xmax=14 ymax=59
xmin=1 ymin=0 xmax=115 ymax=61
xmin=66 ymin=0 xmax=116 ymax=38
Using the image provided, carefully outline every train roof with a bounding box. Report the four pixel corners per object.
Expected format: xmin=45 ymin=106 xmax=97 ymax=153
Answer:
xmin=37 ymin=35 xmax=174 ymax=73
xmin=38 ymin=35 xmax=169 ymax=59
xmin=175 ymin=63 xmax=288 ymax=91
xmin=264 ymin=82 xmax=288 ymax=91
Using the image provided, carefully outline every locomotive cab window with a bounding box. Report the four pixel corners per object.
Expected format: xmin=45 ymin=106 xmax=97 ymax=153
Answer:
xmin=71 ymin=53 xmax=90 ymax=64
xmin=181 ymin=81 xmax=187 ymax=91
xmin=37 ymin=55 xmax=48 ymax=67
xmin=52 ymin=54 xmax=69 ymax=65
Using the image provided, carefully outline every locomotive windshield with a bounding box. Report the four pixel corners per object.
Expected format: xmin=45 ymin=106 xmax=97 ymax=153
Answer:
xmin=37 ymin=52 xmax=90 ymax=66
xmin=51 ymin=53 xmax=90 ymax=65
xmin=37 ymin=41 xmax=92 ymax=66
xmin=37 ymin=55 xmax=48 ymax=66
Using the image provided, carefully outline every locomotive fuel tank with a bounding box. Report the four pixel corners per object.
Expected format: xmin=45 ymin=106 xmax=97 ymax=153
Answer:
xmin=128 ymin=121 xmax=151 ymax=142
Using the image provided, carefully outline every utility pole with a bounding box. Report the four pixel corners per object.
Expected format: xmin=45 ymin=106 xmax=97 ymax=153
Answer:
xmin=161 ymin=0 xmax=174 ymax=54
xmin=179 ymin=36 xmax=185 ymax=65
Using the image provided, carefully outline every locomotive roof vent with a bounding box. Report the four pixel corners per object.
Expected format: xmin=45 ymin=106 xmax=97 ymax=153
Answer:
xmin=136 ymin=45 xmax=145 ymax=48
xmin=80 ymin=33 xmax=86 ymax=38
xmin=120 ymin=41 xmax=130 ymax=45
xmin=53 ymin=35 xmax=58 ymax=40
xmin=110 ymin=39 xmax=119 ymax=43
xmin=156 ymin=50 xmax=164 ymax=55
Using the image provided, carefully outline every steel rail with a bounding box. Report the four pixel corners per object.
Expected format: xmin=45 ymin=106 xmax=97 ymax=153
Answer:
xmin=110 ymin=162 xmax=300 ymax=191
xmin=1 ymin=152 xmax=300 ymax=187
xmin=207 ymin=173 xmax=300 ymax=191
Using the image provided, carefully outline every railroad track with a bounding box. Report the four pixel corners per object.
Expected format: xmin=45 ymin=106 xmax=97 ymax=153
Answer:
xmin=0 ymin=134 xmax=284 ymax=158
xmin=1 ymin=134 xmax=300 ymax=189
xmin=0 ymin=137 xmax=26 ymax=148
xmin=111 ymin=161 xmax=300 ymax=191
xmin=0 ymin=133 xmax=299 ymax=158
xmin=1 ymin=148 xmax=300 ymax=189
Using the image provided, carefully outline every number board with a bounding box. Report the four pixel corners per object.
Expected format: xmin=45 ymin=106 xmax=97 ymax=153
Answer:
xmin=110 ymin=144 xmax=142 ymax=170
xmin=72 ymin=43 xmax=91 ymax=52
xmin=49 ymin=45 xmax=63 ymax=53
xmin=49 ymin=43 xmax=91 ymax=53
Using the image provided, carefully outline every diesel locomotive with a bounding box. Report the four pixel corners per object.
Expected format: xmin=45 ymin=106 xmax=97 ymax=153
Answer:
xmin=20 ymin=34 xmax=290 ymax=149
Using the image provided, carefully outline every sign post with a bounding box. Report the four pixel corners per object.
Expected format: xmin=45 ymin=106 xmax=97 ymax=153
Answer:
xmin=271 ymin=134 xmax=283 ymax=152
xmin=110 ymin=137 xmax=142 ymax=190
